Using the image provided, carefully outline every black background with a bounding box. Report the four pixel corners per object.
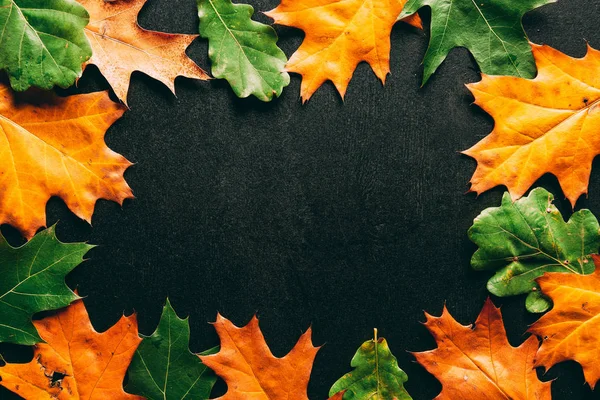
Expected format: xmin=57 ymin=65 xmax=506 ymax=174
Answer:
xmin=2 ymin=0 xmax=600 ymax=399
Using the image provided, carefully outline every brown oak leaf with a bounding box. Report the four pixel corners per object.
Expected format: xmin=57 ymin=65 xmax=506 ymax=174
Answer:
xmin=78 ymin=0 xmax=209 ymax=105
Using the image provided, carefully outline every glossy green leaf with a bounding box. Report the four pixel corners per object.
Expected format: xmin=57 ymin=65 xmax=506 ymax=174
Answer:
xmin=0 ymin=225 xmax=92 ymax=345
xmin=469 ymin=188 xmax=600 ymax=313
xmin=198 ymin=0 xmax=289 ymax=101
xmin=329 ymin=329 xmax=411 ymax=400
xmin=126 ymin=299 xmax=217 ymax=400
xmin=0 ymin=0 xmax=92 ymax=91
xmin=399 ymin=0 xmax=554 ymax=84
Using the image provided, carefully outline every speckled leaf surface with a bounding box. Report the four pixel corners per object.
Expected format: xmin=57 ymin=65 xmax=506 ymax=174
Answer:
xmin=0 ymin=0 xmax=91 ymax=91
xmin=469 ymin=188 xmax=600 ymax=313
xmin=329 ymin=330 xmax=411 ymax=400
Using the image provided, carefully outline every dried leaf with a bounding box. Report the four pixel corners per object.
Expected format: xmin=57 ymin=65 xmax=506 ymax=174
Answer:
xmin=78 ymin=0 xmax=209 ymax=105
xmin=0 ymin=299 xmax=142 ymax=399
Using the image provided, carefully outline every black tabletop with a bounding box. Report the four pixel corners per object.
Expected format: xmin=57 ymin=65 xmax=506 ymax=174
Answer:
xmin=2 ymin=0 xmax=600 ymax=399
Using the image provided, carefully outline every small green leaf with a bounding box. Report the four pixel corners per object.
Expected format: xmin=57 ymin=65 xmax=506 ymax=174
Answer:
xmin=126 ymin=299 xmax=217 ymax=400
xmin=329 ymin=329 xmax=412 ymax=400
xmin=469 ymin=188 xmax=600 ymax=313
xmin=198 ymin=0 xmax=289 ymax=101
xmin=0 ymin=0 xmax=92 ymax=91
xmin=400 ymin=0 xmax=555 ymax=84
xmin=0 ymin=225 xmax=92 ymax=345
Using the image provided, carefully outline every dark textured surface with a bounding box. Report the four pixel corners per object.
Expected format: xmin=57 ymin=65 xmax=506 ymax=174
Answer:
xmin=2 ymin=0 xmax=600 ymax=398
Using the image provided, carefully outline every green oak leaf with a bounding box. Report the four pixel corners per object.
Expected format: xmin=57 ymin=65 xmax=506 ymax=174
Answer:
xmin=329 ymin=329 xmax=412 ymax=400
xmin=399 ymin=0 xmax=555 ymax=84
xmin=0 ymin=225 xmax=92 ymax=345
xmin=126 ymin=299 xmax=217 ymax=400
xmin=0 ymin=0 xmax=92 ymax=91
xmin=469 ymin=188 xmax=600 ymax=313
xmin=198 ymin=0 xmax=289 ymax=101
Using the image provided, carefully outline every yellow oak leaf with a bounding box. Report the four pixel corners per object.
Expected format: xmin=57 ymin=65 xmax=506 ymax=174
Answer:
xmin=464 ymin=43 xmax=600 ymax=206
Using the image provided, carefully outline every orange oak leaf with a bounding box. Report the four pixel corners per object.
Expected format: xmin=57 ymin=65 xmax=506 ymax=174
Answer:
xmin=0 ymin=83 xmax=132 ymax=240
xmin=463 ymin=43 xmax=600 ymax=207
xmin=77 ymin=0 xmax=209 ymax=105
xmin=529 ymin=255 xmax=600 ymax=389
xmin=0 ymin=299 xmax=142 ymax=400
xmin=265 ymin=0 xmax=421 ymax=102
xmin=199 ymin=314 xmax=320 ymax=399
xmin=414 ymin=298 xmax=551 ymax=400
xmin=328 ymin=392 xmax=345 ymax=400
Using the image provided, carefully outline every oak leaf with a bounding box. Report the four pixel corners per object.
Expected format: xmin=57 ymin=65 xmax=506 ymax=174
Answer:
xmin=469 ymin=188 xmax=600 ymax=313
xmin=529 ymin=255 xmax=600 ymax=389
xmin=0 ymin=226 xmax=92 ymax=345
xmin=265 ymin=0 xmax=421 ymax=102
xmin=126 ymin=299 xmax=218 ymax=399
xmin=0 ymin=299 xmax=143 ymax=400
xmin=77 ymin=0 xmax=209 ymax=105
xmin=463 ymin=43 xmax=600 ymax=207
xmin=199 ymin=314 xmax=319 ymax=399
xmin=329 ymin=329 xmax=411 ymax=400
xmin=400 ymin=0 xmax=553 ymax=84
xmin=198 ymin=0 xmax=289 ymax=101
xmin=0 ymin=0 xmax=92 ymax=91
xmin=0 ymin=83 xmax=132 ymax=239
xmin=414 ymin=298 xmax=552 ymax=400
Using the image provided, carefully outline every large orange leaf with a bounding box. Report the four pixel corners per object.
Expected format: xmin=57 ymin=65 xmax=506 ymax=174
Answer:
xmin=78 ymin=0 xmax=209 ymax=105
xmin=266 ymin=0 xmax=421 ymax=102
xmin=414 ymin=298 xmax=551 ymax=400
xmin=0 ymin=299 xmax=142 ymax=400
xmin=0 ymin=83 xmax=132 ymax=240
xmin=199 ymin=314 xmax=319 ymax=399
xmin=529 ymin=255 xmax=600 ymax=389
xmin=463 ymin=43 xmax=600 ymax=207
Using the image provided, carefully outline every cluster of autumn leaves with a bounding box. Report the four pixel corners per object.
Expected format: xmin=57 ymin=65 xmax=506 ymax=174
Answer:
xmin=1 ymin=0 xmax=600 ymax=398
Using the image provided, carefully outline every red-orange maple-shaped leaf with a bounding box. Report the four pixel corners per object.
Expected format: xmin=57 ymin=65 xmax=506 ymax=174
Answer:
xmin=328 ymin=391 xmax=345 ymax=400
xmin=199 ymin=314 xmax=319 ymax=399
xmin=0 ymin=299 xmax=142 ymax=399
xmin=529 ymin=255 xmax=600 ymax=388
xmin=266 ymin=0 xmax=421 ymax=102
xmin=463 ymin=43 xmax=600 ymax=206
xmin=414 ymin=299 xmax=551 ymax=400
xmin=78 ymin=0 xmax=209 ymax=105
xmin=0 ymin=83 xmax=132 ymax=240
